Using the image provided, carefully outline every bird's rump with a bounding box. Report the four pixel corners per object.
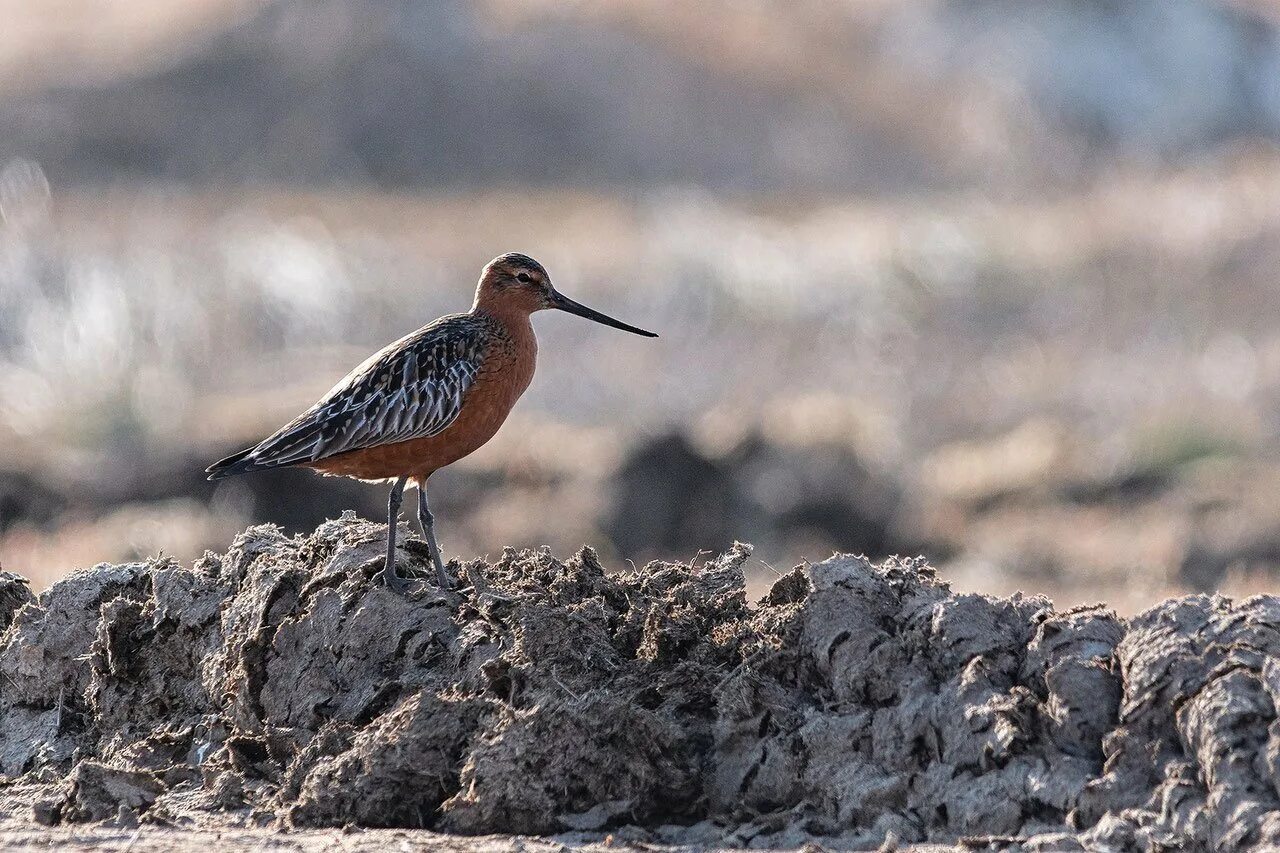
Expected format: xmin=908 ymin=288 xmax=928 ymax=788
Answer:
xmin=207 ymin=315 xmax=487 ymax=478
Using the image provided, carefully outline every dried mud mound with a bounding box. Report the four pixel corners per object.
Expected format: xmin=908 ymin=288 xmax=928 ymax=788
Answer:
xmin=0 ymin=514 xmax=1278 ymax=850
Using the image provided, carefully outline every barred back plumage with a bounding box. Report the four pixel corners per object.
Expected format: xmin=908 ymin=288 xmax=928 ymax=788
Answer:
xmin=207 ymin=313 xmax=492 ymax=478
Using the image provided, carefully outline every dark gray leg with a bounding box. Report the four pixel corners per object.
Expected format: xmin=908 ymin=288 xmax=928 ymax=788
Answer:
xmin=417 ymin=484 xmax=450 ymax=587
xmin=382 ymin=476 xmax=409 ymax=594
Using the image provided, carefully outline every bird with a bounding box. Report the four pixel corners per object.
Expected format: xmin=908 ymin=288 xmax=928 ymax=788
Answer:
xmin=207 ymin=252 xmax=657 ymax=594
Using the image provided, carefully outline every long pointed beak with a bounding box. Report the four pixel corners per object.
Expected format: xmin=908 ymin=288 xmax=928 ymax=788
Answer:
xmin=549 ymin=290 xmax=658 ymax=337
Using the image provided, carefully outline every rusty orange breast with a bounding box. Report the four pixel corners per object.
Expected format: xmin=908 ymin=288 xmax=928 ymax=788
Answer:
xmin=308 ymin=313 xmax=537 ymax=482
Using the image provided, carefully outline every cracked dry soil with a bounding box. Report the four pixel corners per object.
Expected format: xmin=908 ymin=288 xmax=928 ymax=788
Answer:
xmin=0 ymin=512 xmax=1277 ymax=851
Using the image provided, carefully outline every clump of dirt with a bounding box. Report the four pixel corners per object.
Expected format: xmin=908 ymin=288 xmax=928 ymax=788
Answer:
xmin=0 ymin=513 xmax=1276 ymax=850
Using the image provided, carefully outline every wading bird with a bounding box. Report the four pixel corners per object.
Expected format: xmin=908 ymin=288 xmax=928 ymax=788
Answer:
xmin=207 ymin=253 xmax=657 ymax=593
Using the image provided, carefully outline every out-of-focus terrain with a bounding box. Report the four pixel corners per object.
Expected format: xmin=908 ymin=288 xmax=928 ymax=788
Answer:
xmin=2 ymin=0 xmax=1280 ymax=612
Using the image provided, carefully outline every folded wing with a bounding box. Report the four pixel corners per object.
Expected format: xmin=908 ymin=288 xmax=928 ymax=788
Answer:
xmin=208 ymin=315 xmax=485 ymax=478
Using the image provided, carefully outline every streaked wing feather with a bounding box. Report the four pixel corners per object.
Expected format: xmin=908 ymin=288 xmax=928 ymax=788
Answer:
xmin=243 ymin=316 xmax=485 ymax=468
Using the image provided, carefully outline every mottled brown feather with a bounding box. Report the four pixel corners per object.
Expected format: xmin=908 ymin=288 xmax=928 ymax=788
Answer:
xmin=209 ymin=310 xmax=532 ymax=481
xmin=305 ymin=307 xmax=537 ymax=482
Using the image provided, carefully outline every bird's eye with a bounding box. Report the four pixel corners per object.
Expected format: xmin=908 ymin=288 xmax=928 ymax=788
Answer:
xmin=516 ymin=272 xmax=532 ymax=283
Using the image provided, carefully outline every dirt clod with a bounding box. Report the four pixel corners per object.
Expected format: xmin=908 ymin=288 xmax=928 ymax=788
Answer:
xmin=53 ymin=760 xmax=165 ymax=823
xmin=0 ymin=571 xmax=33 ymax=633
xmin=0 ymin=513 xmax=1276 ymax=850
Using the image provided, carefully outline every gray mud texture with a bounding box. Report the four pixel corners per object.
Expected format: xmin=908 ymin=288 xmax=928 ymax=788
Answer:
xmin=0 ymin=513 xmax=1278 ymax=851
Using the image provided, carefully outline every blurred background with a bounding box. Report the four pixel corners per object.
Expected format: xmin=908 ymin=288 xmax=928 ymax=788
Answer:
xmin=2 ymin=0 xmax=1280 ymax=610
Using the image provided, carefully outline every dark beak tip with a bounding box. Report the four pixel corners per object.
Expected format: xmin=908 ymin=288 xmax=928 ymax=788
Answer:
xmin=552 ymin=292 xmax=659 ymax=339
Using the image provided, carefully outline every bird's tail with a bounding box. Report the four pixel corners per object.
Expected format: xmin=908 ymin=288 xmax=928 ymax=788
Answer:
xmin=206 ymin=447 xmax=260 ymax=480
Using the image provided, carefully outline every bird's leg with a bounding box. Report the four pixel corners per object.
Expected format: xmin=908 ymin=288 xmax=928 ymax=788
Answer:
xmin=417 ymin=484 xmax=450 ymax=587
xmin=382 ymin=476 xmax=409 ymax=594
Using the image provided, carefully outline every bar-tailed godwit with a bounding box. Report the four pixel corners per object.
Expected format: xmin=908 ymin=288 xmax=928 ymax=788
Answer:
xmin=207 ymin=253 xmax=657 ymax=593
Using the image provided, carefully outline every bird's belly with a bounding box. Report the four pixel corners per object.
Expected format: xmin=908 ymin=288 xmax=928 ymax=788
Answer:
xmin=307 ymin=354 xmax=533 ymax=483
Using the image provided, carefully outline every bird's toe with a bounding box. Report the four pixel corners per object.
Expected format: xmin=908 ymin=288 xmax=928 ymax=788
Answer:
xmin=380 ymin=559 xmax=412 ymax=596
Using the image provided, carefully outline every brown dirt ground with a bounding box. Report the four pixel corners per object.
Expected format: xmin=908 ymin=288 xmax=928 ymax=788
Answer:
xmin=0 ymin=514 xmax=1277 ymax=851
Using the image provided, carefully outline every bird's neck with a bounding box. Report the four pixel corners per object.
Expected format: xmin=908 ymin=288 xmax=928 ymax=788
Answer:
xmin=471 ymin=302 xmax=538 ymax=382
xmin=471 ymin=300 xmax=536 ymax=339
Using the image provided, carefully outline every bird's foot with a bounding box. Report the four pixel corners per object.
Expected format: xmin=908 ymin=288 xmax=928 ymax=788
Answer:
xmin=380 ymin=555 xmax=412 ymax=595
xmin=431 ymin=556 xmax=452 ymax=590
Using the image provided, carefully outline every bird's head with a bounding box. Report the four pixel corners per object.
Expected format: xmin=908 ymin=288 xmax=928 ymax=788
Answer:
xmin=474 ymin=252 xmax=657 ymax=337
